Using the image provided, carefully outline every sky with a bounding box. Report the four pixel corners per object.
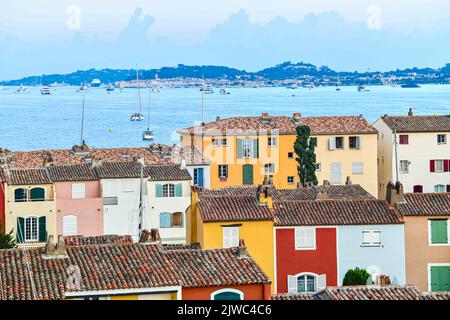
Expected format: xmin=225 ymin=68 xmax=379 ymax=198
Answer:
xmin=1 ymin=0 xmax=450 ymax=79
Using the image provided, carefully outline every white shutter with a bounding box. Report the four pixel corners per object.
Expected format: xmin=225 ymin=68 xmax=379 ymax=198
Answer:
xmin=231 ymin=227 xmax=239 ymax=247
xmin=295 ymin=228 xmax=302 ymax=248
xmin=317 ymin=274 xmax=327 ymax=290
xmin=330 ymin=163 xmax=342 ymax=184
xmin=223 ymin=227 xmax=239 ymax=248
xmin=362 ymin=230 xmax=371 ymax=245
xmin=328 ymin=138 xmax=336 ymax=150
xmin=372 ymin=230 xmax=381 ymax=245
xmin=287 ymin=275 xmax=298 ymax=293
xmin=72 ymin=183 xmax=86 ymax=199
xmin=356 ymin=137 xmax=362 ymax=149
xmin=63 ymin=215 xmax=78 ymax=236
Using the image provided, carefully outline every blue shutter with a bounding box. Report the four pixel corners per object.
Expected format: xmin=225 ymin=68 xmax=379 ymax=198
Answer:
xmin=160 ymin=213 xmax=171 ymax=228
xmin=175 ymin=184 xmax=183 ymax=197
xmin=155 ymin=184 xmax=163 ymax=197
xmin=16 ymin=217 xmax=25 ymax=243
xmin=237 ymin=139 xmax=243 ymax=159
xmin=197 ymin=168 xmax=204 ymax=188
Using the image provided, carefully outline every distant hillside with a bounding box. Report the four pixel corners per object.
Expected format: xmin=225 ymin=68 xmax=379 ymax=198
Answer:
xmin=1 ymin=61 xmax=450 ymax=86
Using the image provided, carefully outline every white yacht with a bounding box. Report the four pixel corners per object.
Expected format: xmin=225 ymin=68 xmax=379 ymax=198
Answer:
xmin=77 ymin=83 xmax=90 ymax=93
xmin=130 ymin=68 xmax=144 ymax=121
xmin=106 ymin=83 xmax=115 ymax=93
xmin=91 ymin=78 xmax=102 ymax=88
xmin=40 ymin=86 xmax=52 ymax=95
xmin=14 ymin=85 xmax=30 ymax=94
xmin=200 ymin=84 xmax=214 ymax=94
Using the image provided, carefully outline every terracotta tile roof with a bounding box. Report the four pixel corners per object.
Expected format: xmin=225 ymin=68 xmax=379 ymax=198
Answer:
xmin=94 ymin=161 xmax=142 ymax=179
xmin=166 ymin=247 xmax=270 ymax=288
xmin=0 ymin=169 xmax=6 ymax=182
xmin=271 ymin=293 xmax=316 ymax=300
xmin=381 ymin=115 xmax=450 ymax=133
xmin=48 ymin=164 xmax=97 ymax=182
xmin=274 ymin=200 xmax=402 ymax=226
xmin=314 ymin=285 xmax=447 ymax=300
xmin=198 ymin=196 xmax=274 ymax=223
xmin=6 ymin=168 xmax=52 ymax=185
xmin=178 ymin=115 xmax=377 ymax=135
xmin=64 ymin=235 xmax=133 ymax=246
xmin=150 ymin=144 xmax=210 ymax=165
xmin=145 ymin=165 xmax=191 ymax=181
xmin=0 ymin=243 xmax=269 ymax=300
xmin=201 ymin=185 xmax=374 ymax=201
xmin=397 ymin=193 xmax=450 ymax=217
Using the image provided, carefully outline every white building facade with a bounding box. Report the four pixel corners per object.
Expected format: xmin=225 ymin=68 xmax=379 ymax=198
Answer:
xmin=373 ymin=111 xmax=450 ymax=198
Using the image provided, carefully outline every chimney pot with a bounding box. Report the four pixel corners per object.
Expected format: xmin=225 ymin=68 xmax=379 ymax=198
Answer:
xmin=293 ymin=112 xmax=302 ymax=119
xmin=261 ymin=112 xmax=269 ymax=118
xmin=323 ymin=180 xmax=330 ymax=186
xmin=386 ymin=181 xmax=405 ymax=205
xmin=408 ymin=108 xmax=413 ymax=116
xmin=216 ymin=116 xmax=221 ymax=122
xmin=345 ymin=176 xmax=352 ymax=186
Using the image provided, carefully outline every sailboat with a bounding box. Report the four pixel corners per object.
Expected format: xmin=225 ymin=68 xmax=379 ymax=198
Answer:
xmin=130 ymin=68 xmax=144 ymax=121
xmin=106 ymin=83 xmax=115 ymax=93
xmin=336 ymin=73 xmax=341 ymax=91
xmin=142 ymin=81 xmax=155 ymax=141
xmin=14 ymin=84 xmax=30 ymax=94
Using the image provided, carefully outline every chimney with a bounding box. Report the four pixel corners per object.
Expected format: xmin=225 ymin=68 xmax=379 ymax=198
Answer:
xmin=216 ymin=116 xmax=221 ymax=122
xmin=44 ymin=235 xmax=67 ymax=257
xmin=376 ymin=275 xmax=391 ymax=286
xmin=139 ymin=229 xmax=163 ymax=248
xmin=91 ymin=158 xmax=102 ymax=168
xmin=408 ymin=108 xmax=413 ymax=117
xmin=42 ymin=152 xmax=54 ymax=167
xmin=261 ymin=112 xmax=269 ymax=118
xmin=323 ymin=180 xmax=331 ymax=186
xmin=345 ymin=176 xmax=352 ymax=186
xmin=386 ymin=181 xmax=405 ymax=206
xmin=293 ymin=112 xmax=302 ymax=120
xmin=315 ymin=189 xmax=329 ymax=201
xmin=180 ymin=159 xmax=187 ymax=170
xmin=238 ymin=239 xmax=248 ymax=259
xmin=45 ymin=235 xmax=56 ymax=255
xmin=256 ymin=185 xmax=273 ymax=209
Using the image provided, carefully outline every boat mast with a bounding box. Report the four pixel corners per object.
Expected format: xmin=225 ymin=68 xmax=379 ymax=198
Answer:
xmin=80 ymin=91 xmax=86 ymax=145
xmin=136 ymin=67 xmax=142 ymax=114
xmin=147 ymin=83 xmax=151 ymax=130
xmin=138 ymin=157 xmax=145 ymax=238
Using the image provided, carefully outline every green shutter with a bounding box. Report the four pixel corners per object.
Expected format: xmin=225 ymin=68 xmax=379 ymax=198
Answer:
xmin=237 ymin=139 xmax=243 ymax=159
xmin=431 ymin=220 xmax=448 ymax=244
xmin=253 ymin=139 xmax=259 ymax=158
xmin=175 ymin=184 xmax=183 ymax=197
xmin=30 ymin=187 xmax=45 ymax=202
xmin=430 ymin=266 xmax=450 ymax=292
xmin=155 ymin=184 xmax=163 ymax=197
xmin=243 ymin=164 xmax=254 ymax=185
xmin=38 ymin=216 xmax=47 ymax=242
xmin=16 ymin=217 xmax=25 ymax=243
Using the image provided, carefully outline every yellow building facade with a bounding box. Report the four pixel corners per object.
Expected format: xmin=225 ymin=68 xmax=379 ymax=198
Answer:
xmin=178 ymin=114 xmax=378 ymax=196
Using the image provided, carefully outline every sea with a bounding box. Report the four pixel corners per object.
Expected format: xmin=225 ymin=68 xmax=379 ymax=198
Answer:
xmin=0 ymin=85 xmax=449 ymax=151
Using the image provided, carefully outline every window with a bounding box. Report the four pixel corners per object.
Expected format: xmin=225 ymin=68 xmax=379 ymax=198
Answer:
xmin=288 ymin=152 xmax=294 ymax=159
xmin=399 ymin=135 xmax=409 ymax=145
xmin=218 ymin=165 xmax=228 ymax=178
xmin=413 ymin=185 xmax=423 ymax=193
xmin=400 ymin=160 xmax=409 ymax=174
xmin=298 ymin=274 xmax=316 ymax=293
xmin=193 ymin=168 xmax=204 ymax=188
xmin=429 ymin=219 xmax=448 ymax=244
xmin=430 ymin=266 xmax=450 ymax=292
xmin=24 ymin=217 xmax=38 ymax=242
xmin=72 ymin=183 xmax=86 ymax=199
xmin=352 ymin=163 xmax=364 ymax=174
xmin=362 ymin=230 xmax=381 ymax=247
xmin=435 ymin=160 xmax=444 ymax=173
xmin=159 ymin=212 xmax=183 ymax=228
xmin=103 ymin=197 xmax=118 ymax=205
xmin=268 ymin=137 xmax=278 ymax=147
xmin=264 ymin=163 xmax=275 ymax=174
xmin=14 ymin=188 xmax=28 ymax=202
xmin=63 ymin=215 xmax=78 ymax=236
xmin=295 ymin=227 xmax=316 ymax=250
xmin=212 ymin=138 xmax=228 ymax=146
xmin=163 ymin=184 xmax=175 ymax=197
xmin=223 ymin=226 xmax=239 ymax=248
xmin=211 ymin=289 xmax=244 ymax=300
xmin=335 ymin=137 xmax=344 ymax=149
xmin=242 ymin=138 xmax=253 ymax=158
xmin=349 ymin=136 xmax=361 ymax=149
xmin=287 ymin=176 xmax=295 ymax=184
xmin=287 ymin=273 xmax=326 ymax=293
xmin=434 ymin=185 xmax=446 ymax=193
xmin=30 ymin=187 xmax=45 ymax=202
xmin=316 ymin=163 xmax=322 ymax=172
xmin=437 ymin=134 xmax=447 ymax=144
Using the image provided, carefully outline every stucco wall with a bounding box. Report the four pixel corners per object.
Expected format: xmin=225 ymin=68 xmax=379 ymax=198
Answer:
xmin=275 ymin=227 xmax=338 ymax=293
xmin=338 ymin=224 xmax=406 ymax=285
xmin=404 ymin=216 xmax=450 ymax=291
xmin=182 ymin=284 xmax=270 ymax=300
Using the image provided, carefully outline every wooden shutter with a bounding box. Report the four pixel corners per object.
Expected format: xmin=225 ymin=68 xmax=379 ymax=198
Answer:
xmin=444 ymin=160 xmax=450 ymax=172
xmin=253 ymin=139 xmax=259 ymax=158
xmin=430 ymin=220 xmax=448 ymax=244
xmin=447 ymin=185 xmax=450 ymax=193
xmin=175 ymin=184 xmax=183 ymax=197
xmin=430 ymin=266 xmax=450 ymax=292
xmin=430 ymin=160 xmax=435 ymax=172
xmin=30 ymin=187 xmax=45 ymax=201
xmin=16 ymin=217 xmax=25 ymax=243
xmin=38 ymin=216 xmax=47 ymax=242
xmin=287 ymin=275 xmax=298 ymax=293
xmin=317 ymin=274 xmax=327 ymax=290
xmin=236 ymin=139 xmax=243 ymax=159
xmin=155 ymin=184 xmax=163 ymax=197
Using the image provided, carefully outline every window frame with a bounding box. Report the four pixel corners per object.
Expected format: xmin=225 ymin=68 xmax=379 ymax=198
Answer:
xmin=264 ymin=163 xmax=275 ymax=174
xmin=210 ymin=288 xmax=244 ymax=300
xmin=335 ymin=137 xmax=344 ymax=150
xmin=362 ymin=229 xmax=382 ymax=247
xmin=315 ymin=163 xmax=322 ymax=172
xmin=295 ymin=272 xmax=318 ymax=293
xmin=242 ymin=138 xmax=254 ymax=158
xmin=352 ymin=162 xmax=364 ymax=174
xmin=103 ymin=196 xmax=118 ymax=206
xmin=437 ymin=134 xmax=447 ymax=144
xmin=428 ymin=219 xmax=449 ymax=246
xmin=223 ymin=226 xmax=239 ymax=248
xmin=268 ymin=137 xmax=278 ymax=147
xmin=287 ymin=176 xmax=295 ymax=185
xmin=218 ymin=165 xmax=228 ymax=179
xmin=434 ymin=160 xmax=444 ymax=173
xmin=349 ymin=136 xmax=361 ymax=149
xmin=24 ymin=216 xmax=39 ymax=243
xmin=14 ymin=188 xmax=29 ymax=203
xmin=295 ymin=227 xmax=316 ymax=250
xmin=399 ymin=134 xmax=409 ymax=145
xmin=434 ymin=185 xmax=445 ymax=193
xmin=162 ymin=184 xmax=175 ymax=198
xmin=399 ymin=160 xmax=409 ymax=174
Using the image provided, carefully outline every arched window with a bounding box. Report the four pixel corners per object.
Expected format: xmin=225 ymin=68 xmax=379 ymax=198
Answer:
xmin=163 ymin=184 xmax=175 ymax=197
xmin=211 ymin=289 xmax=244 ymax=300
xmin=288 ymin=272 xmax=326 ymax=293
xmin=30 ymin=187 xmax=45 ymax=202
xmin=297 ymin=273 xmax=317 ymax=293
xmin=14 ymin=188 xmax=28 ymax=202
xmin=63 ymin=215 xmax=78 ymax=236
xmin=434 ymin=185 xmax=445 ymax=193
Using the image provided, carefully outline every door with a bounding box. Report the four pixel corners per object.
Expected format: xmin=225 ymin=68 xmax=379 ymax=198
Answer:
xmin=242 ymin=164 xmax=254 ymax=185
xmin=430 ymin=266 xmax=450 ymax=292
xmin=330 ymin=163 xmax=342 ymax=184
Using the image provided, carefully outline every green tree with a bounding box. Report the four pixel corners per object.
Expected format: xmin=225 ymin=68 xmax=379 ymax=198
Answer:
xmin=0 ymin=220 xmax=16 ymax=249
xmin=294 ymin=125 xmax=318 ymax=187
xmin=342 ymin=268 xmax=373 ymax=286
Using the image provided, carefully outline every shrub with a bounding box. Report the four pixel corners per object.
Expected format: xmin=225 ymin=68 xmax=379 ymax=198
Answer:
xmin=342 ymin=267 xmax=372 ymax=286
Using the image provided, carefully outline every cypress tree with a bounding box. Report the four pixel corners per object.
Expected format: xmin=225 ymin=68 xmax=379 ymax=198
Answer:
xmin=294 ymin=125 xmax=318 ymax=187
